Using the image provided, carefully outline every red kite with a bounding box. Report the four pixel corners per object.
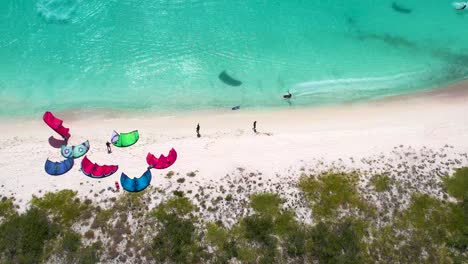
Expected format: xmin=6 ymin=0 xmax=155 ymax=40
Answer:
xmin=146 ymin=148 xmax=177 ymax=169
xmin=81 ymin=156 xmax=118 ymax=178
xmin=43 ymin=111 xmax=71 ymax=140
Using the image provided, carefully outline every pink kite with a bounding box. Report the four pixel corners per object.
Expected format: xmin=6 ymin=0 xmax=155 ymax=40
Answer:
xmin=43 ymin=111 xmax=71 ymax=140
xmin=81 ymin=156 xmax=118 ymax=178
xmin=146 ymin=148 xmax=177 ymax=169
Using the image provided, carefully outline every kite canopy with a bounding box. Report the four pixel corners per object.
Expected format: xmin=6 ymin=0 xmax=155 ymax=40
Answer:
xmin=43 ymin=111 xmax=71 ymax=140
xmin=146 ymin=148 xmax=177 ymax=169
xmin=120 ymin=170 xmax=152 ymax=192
xmin=111 ymin=130 xmax=139 ymax=147
xmin=81 ymin=156 xmax=118 ymax=178
xmin=44 ymin=158 xmax=74 ymax=176
xmin=61 ymin=140 xmax=90 ymax=159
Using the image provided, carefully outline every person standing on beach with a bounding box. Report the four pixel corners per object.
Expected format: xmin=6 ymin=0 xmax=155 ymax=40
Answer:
xmin=106 ymin=141 xmax=112 ymax=154
xmin=114 ymin=181 xmax=120 ymax=192
xmin=253 ymin=121 xmax=257 ymax=133
xmin=196 ymin=123 xmax=201 ymax=138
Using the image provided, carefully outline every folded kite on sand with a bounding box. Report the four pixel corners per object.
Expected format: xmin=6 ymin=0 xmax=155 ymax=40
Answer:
xmin=81 ymin=156 xmax=118 ymax=178
xmin=120 ymin=170 xmax=152 ymax=192
xmin=43 ymin=111 xmax=71 ymax=140
xmin=61 ymin=140 xmax=90 ymax=159
xmin=44 ymin=158 xmax=74 ymax=176
xmin=48 ymin=136 xmax=67 ymax=149
xmin=146 ymin=148 xmax=178 ymax=169
xmin=111 ymin=130 xmax=139 ymax=147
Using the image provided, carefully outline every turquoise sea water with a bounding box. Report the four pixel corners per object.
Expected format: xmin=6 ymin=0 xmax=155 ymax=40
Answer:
xmin=1 ymin=0 xmax=468 ymax=116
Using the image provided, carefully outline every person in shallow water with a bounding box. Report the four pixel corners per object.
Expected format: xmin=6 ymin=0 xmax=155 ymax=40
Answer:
xmin=106 ymin=141 xmax=112 ymax=154
xmin=453 ymin=2 xmax=467 ymax=10
xmin=283 ymin=90 xmax=292 ymax=99
xmin=196 ymin=123 xmax=201 ymax=138
xmin=253 ymin=121 xmax=257 ymax=133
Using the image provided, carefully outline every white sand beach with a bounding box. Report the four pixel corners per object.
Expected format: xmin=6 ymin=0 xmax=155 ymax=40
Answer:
xmin=0 ymin=81 xmax=467 ymax=212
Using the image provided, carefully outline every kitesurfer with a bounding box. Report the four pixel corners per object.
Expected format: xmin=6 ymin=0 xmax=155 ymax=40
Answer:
xmin=196 ymin=123 xmax=201 ymax=138
xmin=106 ymin=141 xmax=112 ymax=154
xmin=454 ymin=2 xmax=467 ymax=10
xmin=283 ymin=90 xmax=292 ymax=99
xmin=253 ymin=121 xmax=257 ymax=133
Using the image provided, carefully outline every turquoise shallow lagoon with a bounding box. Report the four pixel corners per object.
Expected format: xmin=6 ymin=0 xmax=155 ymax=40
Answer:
xmin=1 ymin=0 xmax=468 ymax=116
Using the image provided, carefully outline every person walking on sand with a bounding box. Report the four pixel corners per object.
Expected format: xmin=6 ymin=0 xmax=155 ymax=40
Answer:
xmin=114 ymin=181 xmax=120 ymax=192
xmin=196 ymin=123 xmax=201 ymax=138
xmin=106 ymin=141 xmax=112 ymax=154
xmin=253 ymin=121 xmax=257 ymax=133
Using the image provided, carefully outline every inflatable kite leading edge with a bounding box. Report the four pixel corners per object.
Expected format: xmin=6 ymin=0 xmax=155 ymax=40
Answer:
xmin=61 ymin=140 xmax=90 ymax=159
xmin=44 ymin=158 xmax=74 ymax=176
xmin=81 ymin=156 xmax=118 ymax=178
xmin=120 ymin=170 xmax=152 ymax=192
xmin=146 ymin=148 xmax=177 ymax=169
xmin=111 ymin=130 xmax=139 ymax=147
xmin=43 ymin=111 xmax=71 ymax=140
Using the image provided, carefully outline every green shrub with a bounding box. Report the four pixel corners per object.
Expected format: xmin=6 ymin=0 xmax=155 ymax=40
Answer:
xmin=173 ymin=190 xmax=184 ymax=197
xmin=115 ymin=192 xmax=146 ymax=211
xmin=52 ymin=231 xmax=82 ymax=262
xmin=371 ymin=193 xmax=466 ymax=263
xmin=77 ymin=241 xmax=102 ymax=264
xmin=443 ymin=167 xmax=468 ymax=200
xmin=84 ymin=230 xmax=95 ymax=239
xmin=307 ymin=218 xmax=368 ymax=263
xmin=177 ymin=178 xmax=185 ymax=183
xmin=242 ymin=215 xmax=274 ymax=245
xmin=0 ymin=198 xmax=17 ymax=221
xmin=206 ymin=223 xmax=228 ymax=248
xmin=299 ymin=172 xmax=371 ymax=220
xmin=31 ymin=190 xmax=91 ymax=226
xmin=166 ymin=171 xmax=174 ymax=178
xmin=250 ymin=193 xmax=283 ymax=216
xmin=91 ymin=209 xmax=113 ymax=231
xmin=370 ymin=174 xmax=393 ymax=192
xmin=153 ymin=197 xmax=194 ymax=218
xmin=0 ymin=207 xmax=59 ymax=263
xmin=149 ymin=197 xmax=203 ymax=263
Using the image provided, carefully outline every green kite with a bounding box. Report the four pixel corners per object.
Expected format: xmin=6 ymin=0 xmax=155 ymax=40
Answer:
xmin=111 ymin=130 xmax=139 ymax=147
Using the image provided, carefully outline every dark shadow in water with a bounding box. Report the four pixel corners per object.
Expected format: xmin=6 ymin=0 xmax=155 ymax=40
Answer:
xmin=357 ymin=30 xmax=468 ymax=68
xmin=392 ymin=2 xmax=412 ymax=14
xmin=219 ymin=71 xmax=242 ymax=86
xmin=349 ymin=20 xmax=468 ymax=84
xmin=49 ymin=136 xmax=67 ymax=148
xmin=356 ymin=31 xmax=417 ymax=50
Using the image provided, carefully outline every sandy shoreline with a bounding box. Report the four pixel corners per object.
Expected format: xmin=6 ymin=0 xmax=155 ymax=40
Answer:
xmin=0 ymin=81 xmax=467 ymax=209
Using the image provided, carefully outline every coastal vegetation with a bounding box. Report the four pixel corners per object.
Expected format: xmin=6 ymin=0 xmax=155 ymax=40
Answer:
xmin=0 ymin=167 xmax=466 ymax=263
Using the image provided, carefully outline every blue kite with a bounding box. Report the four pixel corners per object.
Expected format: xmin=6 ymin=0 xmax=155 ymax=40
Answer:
xmin=44 ymin=158 xmax=74 ymax=176
xmin=120 ymin=170 xmax=152 ymax=192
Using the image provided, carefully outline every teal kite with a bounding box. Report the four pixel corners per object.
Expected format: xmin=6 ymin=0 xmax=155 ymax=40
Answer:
xmin=120 ymin=170 xmax=152 ymax=192
xmin=61 ymin=140 xmax=90 ymax=159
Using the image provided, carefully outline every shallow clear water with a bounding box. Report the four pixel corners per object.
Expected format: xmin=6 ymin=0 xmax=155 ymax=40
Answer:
xmin=1 ymin=0 xmax=468 ymax=116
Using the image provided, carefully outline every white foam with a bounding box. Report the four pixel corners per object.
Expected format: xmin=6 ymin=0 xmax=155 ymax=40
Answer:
xmin=36 ymin=0 xmax=80 ymax=23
